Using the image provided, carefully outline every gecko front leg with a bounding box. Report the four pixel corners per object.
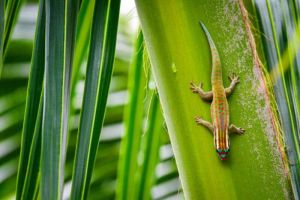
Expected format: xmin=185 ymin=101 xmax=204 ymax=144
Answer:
xmin=225 ymin=73 xmax=240 ymax=97
xmin=190 ymin=82 xmax=213 ymax=101
xmin=228 ymin=124 xmax=245 ymax=135
xmin=195 ymin=116 xmax=213 ymax=133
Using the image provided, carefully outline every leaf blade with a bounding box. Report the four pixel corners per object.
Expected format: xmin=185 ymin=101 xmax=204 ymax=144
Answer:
xmin=0 ymin=0 xmax=4 ymax=74
xmin=41 ymin=0 xmax=67 ymax=199
xmin=70 ymin=0 xmax=121 ymax=199
xmin=116 ymin=31 xmax=147 ymax=200
xmin=136 ymin=92 xmax=163 ymax=200
xmin=15 ymin=1 xmax=45 ymax=199
xmin=3 ymin=0 xmax=23 ymax=56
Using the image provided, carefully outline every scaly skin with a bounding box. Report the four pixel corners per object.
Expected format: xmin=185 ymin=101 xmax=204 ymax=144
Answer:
xmin=190 ymin=22 xmax=245 ymax=160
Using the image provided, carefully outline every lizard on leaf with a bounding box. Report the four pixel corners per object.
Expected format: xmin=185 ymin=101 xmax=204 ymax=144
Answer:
xmin=190 ymin=22 xmax=245 ymax=160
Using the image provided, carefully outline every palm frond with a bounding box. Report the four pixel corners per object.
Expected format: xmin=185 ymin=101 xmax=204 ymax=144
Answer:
xmin=70 ymin=0 xmax=121 ymax=199
xmin=253 ymin=0 xmax=300 ymax=197
xmin=15 ymin=1 xmax=45 ymax=199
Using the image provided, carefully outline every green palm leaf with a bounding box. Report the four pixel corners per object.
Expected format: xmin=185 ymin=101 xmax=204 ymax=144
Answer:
xmin=15 ymin=1 xmax=45 ymax=199
xmin=135 ymin=0 xmax=292 ymax=199
xmin=41 ymin=0 xmax=67 ymax=199
xmin=0 ymin=0 xmax=4 ymax=73
xmin=116 ymin=31 xmax=146 ymax=200
xmin=3 ymin=0 xmax=23 ymax=56
xmin=253 ymin=0 xmax=300 ymax=197
xmin=70 ymin=0 xmax=120 ymax=199
xmin=135 ymin=92 xmax=163 ymax=200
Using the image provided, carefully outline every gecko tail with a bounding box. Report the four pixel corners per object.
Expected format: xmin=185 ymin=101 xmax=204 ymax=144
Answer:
xmin=198 ymin=21 xmax=206 ymax=32
xmin=198 ymin=21 xmax=217 ymax=51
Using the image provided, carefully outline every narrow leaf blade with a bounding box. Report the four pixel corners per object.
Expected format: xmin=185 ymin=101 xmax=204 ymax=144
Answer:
xmin=0 ymin=0 xmax=4 ymax=75
xmin=136 ymin=92 xmax=163 ymax=200
xmin=16 ymin=1 xmax=45 ymax=199
xmin=70 ymin=0 xmax=121 ymax=199
xmin=41 ymin=0 xmax=66 ymax=199
xmin=3 ymin=0 xmax=23 ymax=56
xmin=116 ymin=31 xmax=146 ymax=200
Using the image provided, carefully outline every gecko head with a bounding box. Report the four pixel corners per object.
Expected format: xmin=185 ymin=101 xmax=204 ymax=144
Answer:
xmin=216 ymin=148 xmax=229 ymax=160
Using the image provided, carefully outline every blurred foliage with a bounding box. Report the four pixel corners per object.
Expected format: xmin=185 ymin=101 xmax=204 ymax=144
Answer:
xmin=0 ymin=2 xmax=181 ymax=200
xmin=253 ymin=0 xmax=300 ymax=197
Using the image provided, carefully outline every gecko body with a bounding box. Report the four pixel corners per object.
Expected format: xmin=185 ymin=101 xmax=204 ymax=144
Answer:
xmin=190 ymin=22 xmax=245 ymax=160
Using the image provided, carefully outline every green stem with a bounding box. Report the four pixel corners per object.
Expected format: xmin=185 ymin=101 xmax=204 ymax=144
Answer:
xmin=135 ymin=0 xmax=292 ymax=199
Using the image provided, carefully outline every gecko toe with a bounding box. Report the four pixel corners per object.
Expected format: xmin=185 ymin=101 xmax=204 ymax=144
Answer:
xmin=190 ymin=82 xmax=204 ymax=93
xmin=190 ymin=87 xmax=198 ymax=93
xmin=238 ymin=128 xmax=245 ymax=134
xmin=229 ymin=74 xmax=240 ymax=84
xmin=195 ymin=116 xmax=203 ymax=124
xmin=190 ymin=82 xmax=197 ymax=91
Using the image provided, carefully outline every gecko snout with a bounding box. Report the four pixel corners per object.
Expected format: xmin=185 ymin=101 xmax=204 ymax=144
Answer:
xmin=216 ymin=149 xmax=229 ymax=160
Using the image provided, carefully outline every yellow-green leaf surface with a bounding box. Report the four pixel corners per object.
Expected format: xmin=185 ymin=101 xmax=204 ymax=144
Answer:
xmin=135 ymin=0 xmax=292 ymax=199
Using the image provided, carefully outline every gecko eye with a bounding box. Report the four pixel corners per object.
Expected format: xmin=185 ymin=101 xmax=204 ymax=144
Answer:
xmin=216 ymin=149 xmax=222 ymax=153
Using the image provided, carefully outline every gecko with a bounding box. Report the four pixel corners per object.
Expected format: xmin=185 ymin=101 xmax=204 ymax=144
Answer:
xmin=190 ymin=22 xmax=245 ymax=160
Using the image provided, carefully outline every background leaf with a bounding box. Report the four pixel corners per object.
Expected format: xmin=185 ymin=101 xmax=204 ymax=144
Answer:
xmin=135 ymin=92 xmax=163 ymax=200
xmin=0 ymin=0 xmax=4 ymax=74
xmin=3 ymin=0 xmax=23 ymax=57
xmin=70 ymin=0 xmax=121 ymax=199
xmin=253 ymin=0 xmax=300 ymax=197
xmin=116 ymin=31 xmax=146 ymax=200
xmin=41 ymin=0 xmax=66 ymax=199
xmin=15 ymin=1 xmax=45 ymax=199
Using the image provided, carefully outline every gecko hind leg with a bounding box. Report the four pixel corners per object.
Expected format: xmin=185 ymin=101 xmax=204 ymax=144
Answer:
xmin=195 ymin=116 xmax=213 ymax=133
xmin=228 ymin=124 xmax=245 ymax=135
xmin=190 ymin=82 xmax=213 ymax=101
xmin=225 ymin=73 xmax=240 ymax=97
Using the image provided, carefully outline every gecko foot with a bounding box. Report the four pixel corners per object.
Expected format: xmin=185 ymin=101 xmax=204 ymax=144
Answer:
xmin=195 ymin=116 xmax=204 ymax=124
xmin=229 ymin=124 xmax=245 ymax=135
xmin=228 ymin=73 xmax=240 ymax=84
xmin=190 ymin=82 xmax=203 ymax=93
xmin=236 ymin=127 xmax=245 ymax=135
xmin=195 ymin=116 xmax=214 ymax=132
